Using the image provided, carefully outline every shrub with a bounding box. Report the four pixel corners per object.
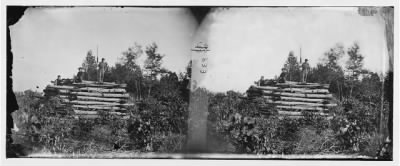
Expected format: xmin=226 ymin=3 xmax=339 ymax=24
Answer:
xmin=152 ymin=132 xmax=186 ymax=153
xmin=295 ymin=127 xmax=336 ymax=154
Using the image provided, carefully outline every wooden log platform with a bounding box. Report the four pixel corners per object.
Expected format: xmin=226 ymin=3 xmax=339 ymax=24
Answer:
xmin=44 ymin=80 xmax=133 ymax=119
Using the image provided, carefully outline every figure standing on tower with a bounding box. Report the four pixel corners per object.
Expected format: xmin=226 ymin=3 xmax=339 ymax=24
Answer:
xmin=98 ymin=58 xmax=108 ymax=83
xmin=301 ymin=59 xmax=310 ymax=83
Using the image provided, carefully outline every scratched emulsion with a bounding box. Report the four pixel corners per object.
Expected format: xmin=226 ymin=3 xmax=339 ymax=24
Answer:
xmin=186 ymin=43 xmax=210 ymax=152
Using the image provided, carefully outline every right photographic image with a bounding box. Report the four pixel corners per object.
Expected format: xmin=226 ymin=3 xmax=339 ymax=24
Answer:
xmin=187 ymin=6 xmax=394 ymax=159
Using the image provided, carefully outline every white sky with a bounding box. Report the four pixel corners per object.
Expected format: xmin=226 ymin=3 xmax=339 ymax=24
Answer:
xmin=11 ymin=7 xmax=197 ymax=91
xmin=196 ymin=7 xmax=388 ymax=92
xmin=11 ymin=7 xmax=388 ymax=93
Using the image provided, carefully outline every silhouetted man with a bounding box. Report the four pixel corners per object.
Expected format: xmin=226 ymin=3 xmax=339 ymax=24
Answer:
xmin=257 ymin=76 xmax=264 ymax=86
xmin=278 ymin=68 xmax=287 ymax=83
xmin=54 ymin=75 xmax=62 ymax=85
xmin=76 ymin=67 xmax=84 ymax=83
xmin=301 ymin=59 xmax=310 ymax=83
xmin=98 ymin=58 xmax=108 ymax=83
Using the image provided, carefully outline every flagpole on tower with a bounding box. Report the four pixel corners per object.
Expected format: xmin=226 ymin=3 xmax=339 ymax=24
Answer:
xmin=96 ymin=45 xmax=99 ymax=82
xmin=96 ymin=45 xmax=99 ymax=63
xmin=299 ymin=46 xmax=302 ymax=64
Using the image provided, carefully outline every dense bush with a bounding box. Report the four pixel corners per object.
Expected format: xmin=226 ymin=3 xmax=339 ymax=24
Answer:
xmin=329 ymin=98 xmax=390 ymax=155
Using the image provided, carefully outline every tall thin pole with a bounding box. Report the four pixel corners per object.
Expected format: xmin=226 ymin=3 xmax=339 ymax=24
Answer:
xmin=96 ymin=45 xmax=99 ymax=63
xmin=96 ymin=45 xmax=99 ymax=82
xmin=299 ymin=46 xmax=302 ymax=64
xmin=299 ymin=46 xmax=302 ymax=82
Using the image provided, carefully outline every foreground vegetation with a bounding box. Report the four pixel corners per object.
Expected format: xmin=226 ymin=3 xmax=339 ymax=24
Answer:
xmin=11 ymin=42 xmax=392 ymax=159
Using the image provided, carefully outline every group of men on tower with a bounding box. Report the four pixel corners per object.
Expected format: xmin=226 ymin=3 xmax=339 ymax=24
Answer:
xmin=257 ymin=51 xmax=310 ymax=86
xmin=54 ymin=58 xmax=108 ymax=85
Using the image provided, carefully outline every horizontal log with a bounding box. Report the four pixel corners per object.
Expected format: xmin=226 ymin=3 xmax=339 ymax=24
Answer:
xmin=74 ymin=110 xmax=127 ymax=116
xmin=284 ymin=81 xmax=329 ymax=86
xmin=276 ymin=84 xmax=330 ymax=89
xmin=277 ymin=96 xmax=328 ymax=103
xmin=275 ymin=81 xmax=330 ymax=88
xmin=276 ymin=105 xmax=328 ymax=111
xmin=285 ymin=88 xmax=329 ymax=93
xmin=59 ymin=89 xmax=71 ymax=94
xmin=73 ymin=83 xmax=117 ymax=88
xmin=72 ymin=105 xmax=126 ymax=110
xmin=67 ymin=100 xmax=121 ymax=105
xmin=262 ymin=91 xmax=333 ymax=99
xmin=47 ymin=85 xmax=76 ymax=90
xmin=266 ymin=100 xmax=337 ymax=107
xmin=277 ymin=110 xmax=329 ymax=116
xmin=74 ymin=115 xmax=130 ymax=119
xmin=76 ymin=96 xmax=124 ymax=102
xmin=253 ymin=87 xmax=329 ymax=94
xmin=58 ymin=95 xmax=69 ymax=98
xmin=71 ymin=92 xmax=129 ymax=98
xmin=251 ymin=85 xmax=279 ymax=90
xmin=69 ymin=100 xmax=134 ymax=106
xmin=82 ymin=80 xmax=115 ymax=85
xmin=73 ymin=82 xmax=127 ymax=88
xmin=78 ymin=87 xmax=126 ymax=93
xmin=120 ymin=103 xmax=135 ymax=107
xmin=81 ymin=80 xmax=127 ymax=87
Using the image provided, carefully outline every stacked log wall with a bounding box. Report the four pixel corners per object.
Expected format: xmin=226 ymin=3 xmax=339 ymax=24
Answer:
xmin=44 ymin=81 xmax=132 ymax=119
xmin=247 ymin=81 xmax=337 ymax=117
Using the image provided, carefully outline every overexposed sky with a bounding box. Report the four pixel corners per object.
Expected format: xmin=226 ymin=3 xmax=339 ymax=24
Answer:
xmin=196 ymin=7 xmax=388 ymax=92
xmin=11 ymin=7 xmax=388 ymax=93
xmin=11 ymin=7 xmax=197 ymax=91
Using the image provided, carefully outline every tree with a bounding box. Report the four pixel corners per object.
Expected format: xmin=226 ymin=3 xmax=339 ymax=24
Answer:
xmin=185 ymin=60 xmax=192 ymax=80
xmin=178 ymin=60 xmax=192 ymax=102
xmin=121 ymin=43 xmax=143 ymax=72
xmin=357 ymin=71 xmax=382 ymax=103
xmin=323 ymin=43 xmax=345 ymax=72
xmin=117 ymin=43 xmax=144 ymax=99
xmin=144 ymin=43 xmax=165 ymax=97
xmin=81 ymin=50 xmax=98 ymax=81
xmin=144 ymin=43 xmax=164 ymax=78
xmin=307 ymin=43 xmax=346 ymax=99
xmin=283 ymin=51 xmax=301 ymax=82
xmin=346 ymin=42 xmax=365 ymax=97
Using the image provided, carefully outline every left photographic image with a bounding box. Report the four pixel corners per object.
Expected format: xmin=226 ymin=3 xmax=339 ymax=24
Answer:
xmin=7 ymin=7 xmax=198 ymax=158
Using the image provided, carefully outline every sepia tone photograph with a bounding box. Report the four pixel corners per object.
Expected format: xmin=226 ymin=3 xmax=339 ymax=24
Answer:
xmin=2 ymin=1 xmax=397 ymax=165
